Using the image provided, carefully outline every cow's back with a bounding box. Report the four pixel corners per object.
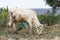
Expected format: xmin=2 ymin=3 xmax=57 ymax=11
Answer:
xmin=8 ymin=8 xmax=38 ymax=23
xmin=10 ymin=8 xmax=37 ymax=20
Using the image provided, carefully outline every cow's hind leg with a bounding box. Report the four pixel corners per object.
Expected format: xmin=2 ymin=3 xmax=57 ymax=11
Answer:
xmin=12 ymin=22 xmax=18 ymax=34
xmin=7 ymin=22 xmax=13 ymax=34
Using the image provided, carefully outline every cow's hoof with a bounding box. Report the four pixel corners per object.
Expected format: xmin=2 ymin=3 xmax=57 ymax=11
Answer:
xmin=14 ymin=31 xmax=18 ymax=34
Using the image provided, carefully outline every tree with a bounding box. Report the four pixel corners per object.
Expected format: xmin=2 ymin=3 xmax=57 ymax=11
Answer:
xmin=45 ymin=0 xmax=60 ymax=14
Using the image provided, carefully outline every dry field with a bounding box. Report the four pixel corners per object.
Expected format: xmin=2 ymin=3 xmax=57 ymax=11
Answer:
xmin=0 ymin=24 xmax=60 ymax=40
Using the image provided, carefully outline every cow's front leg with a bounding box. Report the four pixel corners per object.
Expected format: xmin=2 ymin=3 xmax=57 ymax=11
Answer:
xmin=26 ymin=20 xmax=34 ymax=34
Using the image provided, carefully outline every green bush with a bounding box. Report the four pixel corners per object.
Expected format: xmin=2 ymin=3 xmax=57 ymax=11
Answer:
xmin=0 ymin=8 xmax=8 ymax=27
xmin=38 ymin=13 xmax=59 ymax=26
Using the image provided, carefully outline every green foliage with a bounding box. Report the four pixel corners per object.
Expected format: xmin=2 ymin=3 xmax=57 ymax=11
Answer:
xmin=0 ymin=8 xmax=8 ymax=27
xmin=38 ymin=13 xmax=59 ymax=26
xmin=57 ymin=14 xmax=60 ymax=23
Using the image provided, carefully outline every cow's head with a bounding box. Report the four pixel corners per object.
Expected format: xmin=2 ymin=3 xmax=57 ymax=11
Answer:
xmin=36 ymin=24 xmax=43 ymax=35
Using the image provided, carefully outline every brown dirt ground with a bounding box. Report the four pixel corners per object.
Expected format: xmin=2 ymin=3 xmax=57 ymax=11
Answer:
xmin=0 ymin=24 xmax=60 ymax=40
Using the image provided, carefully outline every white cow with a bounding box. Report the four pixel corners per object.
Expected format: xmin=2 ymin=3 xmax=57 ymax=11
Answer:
xmin=8 ymin=8 xmax=43 ymax=34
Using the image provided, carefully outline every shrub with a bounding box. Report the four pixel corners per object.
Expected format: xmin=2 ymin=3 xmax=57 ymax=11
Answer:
xmin=38 ymin=13 xmax=59 ymax=26
xmin=0 ymin=8 xmax=8 ymax=27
